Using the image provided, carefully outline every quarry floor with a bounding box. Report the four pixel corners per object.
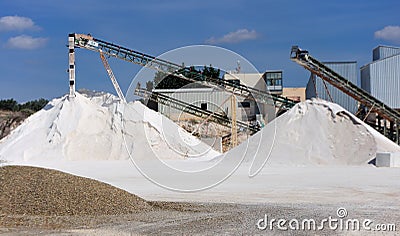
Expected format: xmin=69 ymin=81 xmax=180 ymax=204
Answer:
xmin=13 ymin=160 xmax=399 ymax=205
xmin=2 ymin=202 xmax=399 ymax=235
xmin=2 ymin=161 xmax=399 ymax=235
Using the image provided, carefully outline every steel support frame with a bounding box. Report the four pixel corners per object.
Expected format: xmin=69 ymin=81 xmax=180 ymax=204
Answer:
xmin=68 ymin=34 xmax=76 ymax=97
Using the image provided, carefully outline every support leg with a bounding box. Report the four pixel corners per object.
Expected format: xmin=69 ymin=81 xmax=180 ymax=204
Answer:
xmin=68 ymin=33 xmax=76 ymax=98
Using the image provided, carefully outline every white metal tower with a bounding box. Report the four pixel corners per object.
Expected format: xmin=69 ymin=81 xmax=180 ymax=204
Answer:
xmin=68 ymin=33 xmax=76 ymax=97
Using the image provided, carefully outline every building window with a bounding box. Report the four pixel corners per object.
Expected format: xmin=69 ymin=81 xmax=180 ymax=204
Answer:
xmin=264 ymin=71 xmax=283 ymax=88
xmin=201 ymin=103 xmax=207 ymax=110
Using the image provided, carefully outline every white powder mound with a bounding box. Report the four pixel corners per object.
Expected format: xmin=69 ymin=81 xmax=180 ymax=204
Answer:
xmin=0 ymin=91 xmax=219 ymax=163
xmin=227 ymin=98 xmax=400 ymax=167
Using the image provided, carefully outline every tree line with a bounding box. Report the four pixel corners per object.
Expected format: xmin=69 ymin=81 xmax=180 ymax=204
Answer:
xmin=140 ymin=65 xmax=222 ymax=91
xmin=0 ymin=98 xmax=49 ymax=112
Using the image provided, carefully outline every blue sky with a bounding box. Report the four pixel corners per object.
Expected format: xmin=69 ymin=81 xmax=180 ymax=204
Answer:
xmin=0 ymin=0 xmax=399 ymax=102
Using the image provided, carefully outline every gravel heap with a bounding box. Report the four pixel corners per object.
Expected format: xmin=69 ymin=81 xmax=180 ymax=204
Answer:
xmin=0 ymin=166 xmax=151 ymax=216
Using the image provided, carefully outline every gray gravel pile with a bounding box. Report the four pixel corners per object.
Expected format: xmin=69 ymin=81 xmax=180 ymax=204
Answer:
xmin=0 ymin=166 xmax=151 ymax=217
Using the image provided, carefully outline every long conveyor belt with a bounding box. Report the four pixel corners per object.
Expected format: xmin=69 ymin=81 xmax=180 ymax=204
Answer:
xmin=71 ymin=33 xmax=298 ymax=110
xmin=290 ymin=46 xmax=399 ymax=144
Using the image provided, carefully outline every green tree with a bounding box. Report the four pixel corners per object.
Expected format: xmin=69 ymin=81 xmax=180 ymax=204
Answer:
xmin=0 ymin=99 xmax=19 ymax=111
xmin=151 ymin=65 xmax=221 ymax=90
xmin=19 ymin=98 xmax=48 ymax=112
xmin=203 ymin=65 xmax=220 ymax=79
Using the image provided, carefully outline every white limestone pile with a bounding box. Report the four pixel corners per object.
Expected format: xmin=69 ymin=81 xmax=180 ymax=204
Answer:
xmin=226 ymin=99 xmax=400 ymax=167
xmin=0 ymin=91 xmax=219 ymax=164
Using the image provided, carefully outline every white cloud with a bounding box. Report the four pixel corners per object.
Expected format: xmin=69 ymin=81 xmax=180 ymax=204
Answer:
xmin=206 ymin=29 xmax=259 ymax=44
xmin=0 ymin=15 xmax=39 ymax=31
xmin=374 ymin=25 xmax=400 ymax=43
xmin=6 ymin=35 xmax=48 ymax=50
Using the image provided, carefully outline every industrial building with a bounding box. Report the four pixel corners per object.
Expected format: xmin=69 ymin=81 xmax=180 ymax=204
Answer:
xmin=306 ymin=61 xmax=359 ymax=113
xmin=156 ymin=71 xmax=283 ymax=123
xmin=361 ymin=45 xmax=400 ymax=109
xmin=372 ymin=45 xmax=400 ymax=61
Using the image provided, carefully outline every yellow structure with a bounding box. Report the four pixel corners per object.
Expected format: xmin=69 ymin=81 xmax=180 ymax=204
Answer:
xmin=282 ymin=87 xmax=306 ymax=102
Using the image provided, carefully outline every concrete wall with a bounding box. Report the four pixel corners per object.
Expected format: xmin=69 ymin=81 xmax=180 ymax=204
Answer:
xmin=223 ymin=73 xmax=271 ymax=122
xmin=376 ymin=152 xmax=400 ymax=167
xmin=224 ymin=73 xmax=265 ymax=91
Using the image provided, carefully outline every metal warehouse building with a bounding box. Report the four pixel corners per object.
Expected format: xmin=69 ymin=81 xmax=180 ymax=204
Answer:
xmin=372 ymin=45 xmax=400 ymax=61
xmin=306 ymin=61 xmax=359 ymax=113
xmin=361 ymin=45 xmax=400 ymax=109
